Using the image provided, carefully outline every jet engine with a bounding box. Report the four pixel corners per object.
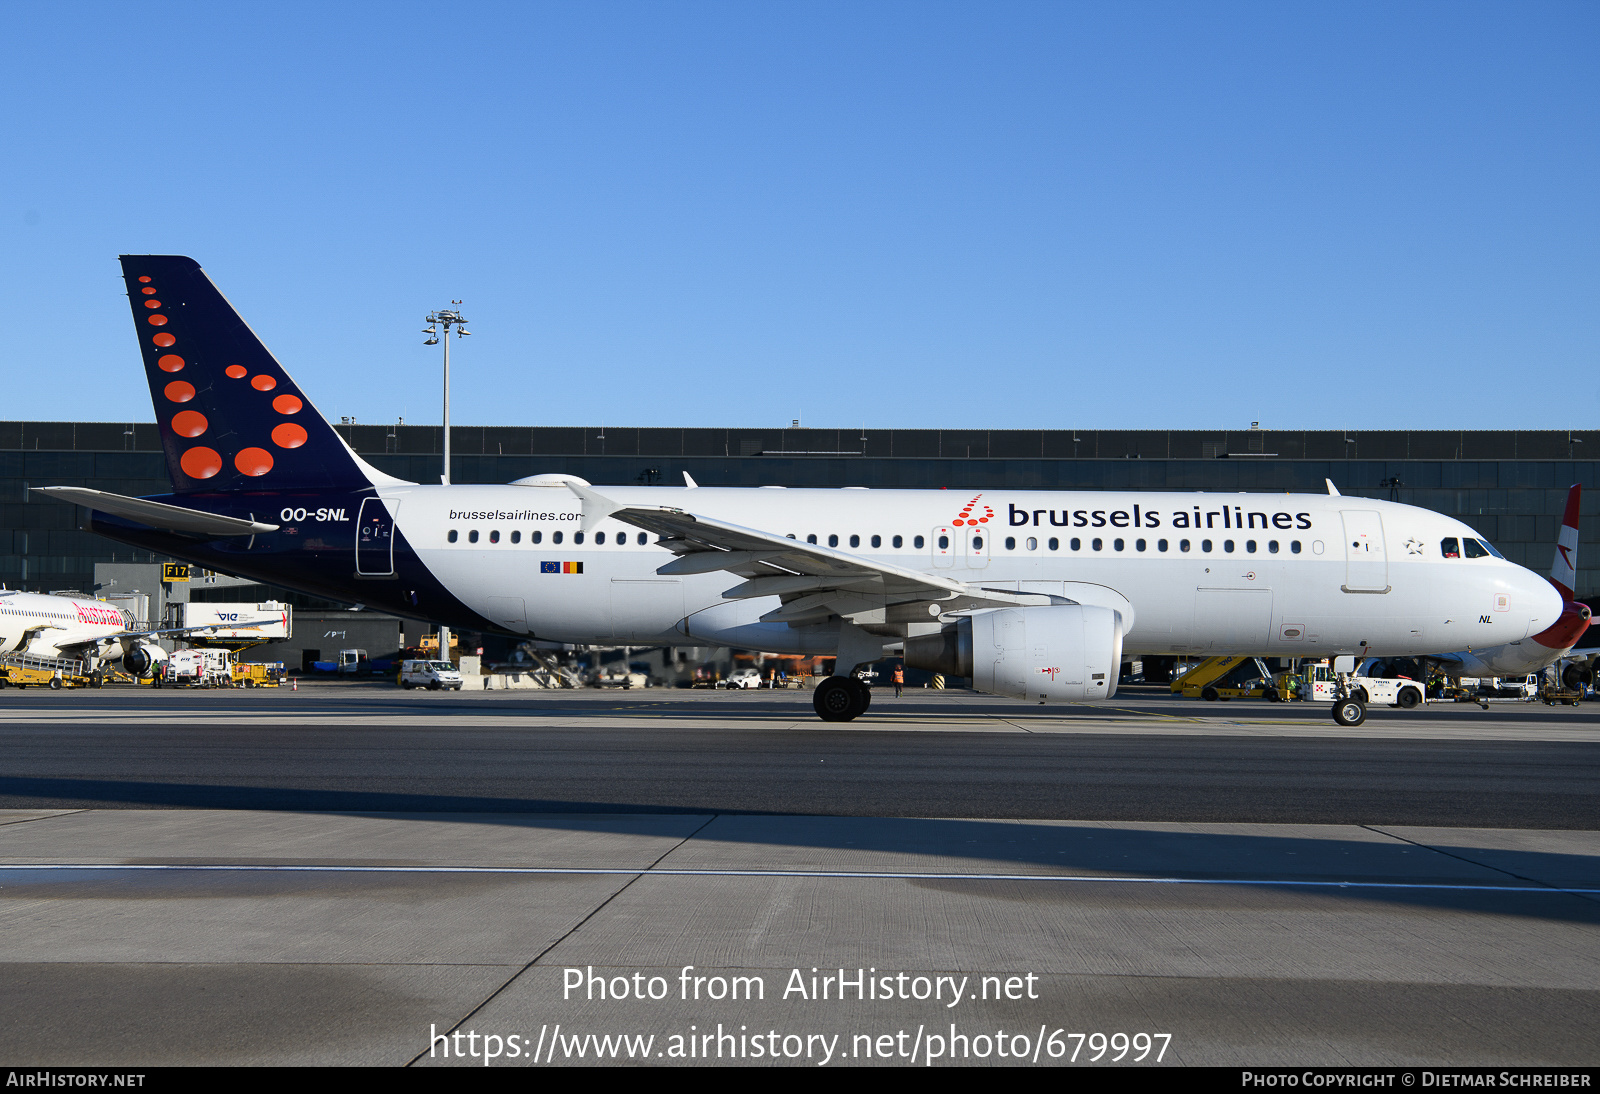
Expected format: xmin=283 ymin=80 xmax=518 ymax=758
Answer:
xmin=904 ymin=604 xmax=1125 ymax=702
xmin=121 ymin=641 xmax=169 ymax=679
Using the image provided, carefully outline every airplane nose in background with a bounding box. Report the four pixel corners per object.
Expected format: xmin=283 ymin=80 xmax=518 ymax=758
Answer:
xmin=1523 ymin=570 xmax=1564 ymax=632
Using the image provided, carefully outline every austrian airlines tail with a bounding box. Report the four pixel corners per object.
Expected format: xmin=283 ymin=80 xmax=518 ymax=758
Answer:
xmin=1550 ymin=484 xmax=1581 ymax=601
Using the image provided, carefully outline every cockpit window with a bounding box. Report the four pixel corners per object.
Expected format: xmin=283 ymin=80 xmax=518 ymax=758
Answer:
xmin=1462 ymin=538 xmax=1489 ymax=559
xmin=1441 ymin=538 xmax=1460 ymax=558
xmin=1480 ymin=539 xmax=1505 ymax=559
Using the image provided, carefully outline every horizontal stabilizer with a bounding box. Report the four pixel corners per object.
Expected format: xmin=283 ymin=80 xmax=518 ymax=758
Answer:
xmin=32 ymin=487 xmax=278 ymax=536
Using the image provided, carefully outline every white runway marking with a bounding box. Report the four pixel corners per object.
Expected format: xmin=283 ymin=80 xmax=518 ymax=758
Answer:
xmin=3 ymin=862 xmax=1597 ymax=895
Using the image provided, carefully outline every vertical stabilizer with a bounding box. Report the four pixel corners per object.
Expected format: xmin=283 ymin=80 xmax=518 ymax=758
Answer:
xmin=1551 ymin=484 xmax=1581 ymax=601
xmin=118 ymin=255 xmax=408 ymax=494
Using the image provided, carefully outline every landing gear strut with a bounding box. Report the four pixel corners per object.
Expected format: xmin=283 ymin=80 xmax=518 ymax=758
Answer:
xmin=814 ymin=676 xmax=871 ymax=722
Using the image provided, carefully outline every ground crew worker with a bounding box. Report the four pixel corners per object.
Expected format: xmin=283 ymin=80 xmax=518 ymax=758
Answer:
xmin=893 ymin=663 xmax=905 ymax=698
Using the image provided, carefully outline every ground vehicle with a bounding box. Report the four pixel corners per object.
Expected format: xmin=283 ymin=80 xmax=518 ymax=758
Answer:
xmin=1309 ymin=663 xmax=1425 ymax=709
xmin=231 ymin=661 xmax=284 ymax=687
xmin=337 ymin=649 xmax=368 ymax=675
xmin=1177 ymin=656 xmax=1279 ymax=701
xmin=399 ymin=659 xmax=463 ymax=690
xmin=0 ymin=653 xmax=97 ymax=689
xmin=724 ymin=667 xmax=762 ymax=689
xmin=162 ymin=647 xmax=233 ymax=687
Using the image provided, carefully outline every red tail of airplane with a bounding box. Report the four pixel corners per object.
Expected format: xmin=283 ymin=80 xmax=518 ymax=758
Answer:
xmin=1550 ymin=484 xmax=1581 ymax=601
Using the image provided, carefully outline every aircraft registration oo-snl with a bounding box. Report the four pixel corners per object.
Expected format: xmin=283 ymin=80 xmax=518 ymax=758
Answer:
xmin=38 ymin=256 xmax=1563 ymax=725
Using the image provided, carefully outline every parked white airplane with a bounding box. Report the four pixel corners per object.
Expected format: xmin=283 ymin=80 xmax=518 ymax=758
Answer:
xmin=1421 ymin=484 xmax=1591 ymax=682
xmin=37 ymin=255 xmax=1566 ymax=724
xmin=0 ymin=590 xmax=163 ymax=677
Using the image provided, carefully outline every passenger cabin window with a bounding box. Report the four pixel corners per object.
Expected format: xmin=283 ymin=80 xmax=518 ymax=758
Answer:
xmin=828 ymin=534 xmax=839 ymax=547
xmin=1136 ymin=539 xmax=1146 ymax=551
xmin=871 ymin=535 xmax=881 ymax=548
xmin=595 ymin=532 xmax=605 ymax=545
xmin=972 ymin=536 xmax=983 ymax=550
xmin=468 ymin=530 xmax=479 ymax=543
xmin=849 ymin=534 xmax=859 ymax=548
xmin=807 ymin=534 xmax=818 ymax=544
xmin=1092 ymin=538 xmax=1103 ymax=551
xmin=447 ymin=530 xmax=458 ymax=543
xmin=937 ymin=535 xmax=948 ymax=549
xmin=1026 ymin=537 xmax=1037 ymax=551
xmin=511 ymin=531 xmax=521 ymax=544
xmin=1441 ymin=537 xmax=1460 ymax=558
xmin=1158 ymin=539 xmax=1168 ymax=551
xmin=532 ymin=531 xmax=542 ymax=544
xmin=914 ymin=536 xmax=924 ymax=549
xmin=638 ymin=533 xmax=648 ymax=545
xmin=892 ymin=535 xmax=903 ymax=548
xmin=1463 ymin=538 xmax=1489 ymax=559
xmin=1071 ymin=538 xmax=1081 ymax=550
xmin=574 ymin=532 xmax=585 ymax=545
xmin=1223 ymin=540 xmax=1234 ymax=552
xmin=1048 ymin=537 xmax=1059 ymax=550
xmin=1180 ymin=539 xmax=1191 ymax=552
xmin=1290 ymin=540 xmax=1301 ymax=553
xmin=1201 ymin=539 xmax=1213 ymax=552
xmin=553 ymin=531 xmax=563 ymax=545
xmin=1268 ymin=540 xmax=1278 ymax=553
xmin=489 ymin=530 xmax=500 ymax=544
xmin=1005 ymin=537 xmax=1016 ymax=550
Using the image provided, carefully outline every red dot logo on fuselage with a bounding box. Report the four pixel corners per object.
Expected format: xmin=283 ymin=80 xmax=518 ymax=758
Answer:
xmin=951 ymin=494 xmax=993 ymax=527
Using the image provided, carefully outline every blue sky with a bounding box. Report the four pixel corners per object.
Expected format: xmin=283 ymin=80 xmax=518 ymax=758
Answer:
xmin=4 ymin=1 xmax=1596 ymax=431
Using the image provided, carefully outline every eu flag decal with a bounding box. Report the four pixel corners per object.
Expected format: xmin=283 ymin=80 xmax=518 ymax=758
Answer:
xmin=542 ymin=561 xmax=582 ymax=574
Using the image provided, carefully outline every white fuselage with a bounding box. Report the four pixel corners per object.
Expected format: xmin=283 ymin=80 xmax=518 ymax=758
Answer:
xmin=345 ymin=485 xmax=1564 ymax=659
xmin=0 ymin=591 xmax=135 ymax=662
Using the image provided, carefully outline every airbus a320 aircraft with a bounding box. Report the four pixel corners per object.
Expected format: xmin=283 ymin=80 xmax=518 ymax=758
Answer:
xmin=0 ymin=588 xmax=274 ymax=681
xmin=38 ymin=256 xmax=1563 ymax=725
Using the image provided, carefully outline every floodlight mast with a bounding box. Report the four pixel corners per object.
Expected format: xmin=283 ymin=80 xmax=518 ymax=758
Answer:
xmin=422 ymin=303 xmax=469 ymax=486
xmin=423 ymin=303 xmax=470 ymax=662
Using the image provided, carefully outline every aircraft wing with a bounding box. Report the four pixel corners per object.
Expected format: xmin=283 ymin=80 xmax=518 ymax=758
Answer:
xmin=50 ymin=622 xmax=271 ymax=655
xmin=32 ymin=487 xmax=278 ymax=536
xmin=579 ymin=490 xmax=1058 ymax=627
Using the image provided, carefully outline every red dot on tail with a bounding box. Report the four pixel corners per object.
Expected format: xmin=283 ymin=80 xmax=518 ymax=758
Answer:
xmin=180 ymin=447 xmax=222 ymax=479
xmin=235 ymin=448 xmax=274 ymax=476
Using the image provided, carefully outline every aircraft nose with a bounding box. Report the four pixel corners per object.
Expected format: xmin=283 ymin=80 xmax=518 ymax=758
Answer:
xmin=1521 ymin=569 xmax=1565 ymax=633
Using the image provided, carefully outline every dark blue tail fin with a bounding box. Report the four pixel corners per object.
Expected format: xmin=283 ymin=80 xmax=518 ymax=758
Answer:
xmin=119 ymin=255 xmax=402 ymax=494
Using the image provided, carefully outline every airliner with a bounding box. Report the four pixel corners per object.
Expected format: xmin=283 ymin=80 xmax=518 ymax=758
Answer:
xmin=35 ymin=255 xmax=1563 ymax=724
xmin=0 ymin=589 xmax=271 ymax=681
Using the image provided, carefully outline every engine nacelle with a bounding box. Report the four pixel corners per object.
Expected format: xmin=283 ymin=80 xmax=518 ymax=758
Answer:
xmin=122 ymin=642 xmax=169 ymax=679
xmin=904 ymin=604 xmax=1125 ymax=702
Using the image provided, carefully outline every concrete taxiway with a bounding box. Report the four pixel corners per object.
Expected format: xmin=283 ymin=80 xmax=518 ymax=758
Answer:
xmin=1 ymin=686 xmax=1597 ymax=1066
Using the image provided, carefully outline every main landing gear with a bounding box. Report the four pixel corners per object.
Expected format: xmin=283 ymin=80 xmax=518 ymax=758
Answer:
xmin=813 ymin=676 xmax=872 ymax=722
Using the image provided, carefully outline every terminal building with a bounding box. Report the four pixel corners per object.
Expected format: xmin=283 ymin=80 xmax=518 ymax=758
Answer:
xmin=4 ymin=419 xmax=1597 ymax=610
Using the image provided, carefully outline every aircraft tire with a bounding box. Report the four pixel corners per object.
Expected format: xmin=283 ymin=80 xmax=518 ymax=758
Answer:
xmin=1333 ymin=698 xmax=1367 ymax=727
xmin=1397 ymin=687 xmax=1421 ymax=710
xmin=813 ymin=677 xmax=862 ymax=722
